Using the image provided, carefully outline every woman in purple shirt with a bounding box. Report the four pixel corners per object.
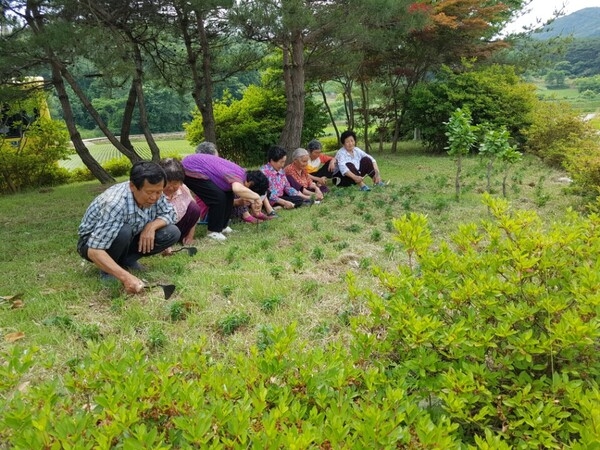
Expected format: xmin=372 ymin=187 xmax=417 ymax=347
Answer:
xmin=182 ymin=152 xmax=269 ymax=241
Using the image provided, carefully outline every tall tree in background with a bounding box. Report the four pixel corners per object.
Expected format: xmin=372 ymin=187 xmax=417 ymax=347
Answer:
xmin=232 ymin=0 xmax=338 ymax=155
xmin=164 ymin=0 xmax=264 ymax=144
xmin=80 ymin=0 xmax=169 ymax=161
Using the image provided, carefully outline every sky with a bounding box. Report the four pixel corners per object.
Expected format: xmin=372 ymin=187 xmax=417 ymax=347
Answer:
xmin=505 ymin=0 xmax=600 ymax=33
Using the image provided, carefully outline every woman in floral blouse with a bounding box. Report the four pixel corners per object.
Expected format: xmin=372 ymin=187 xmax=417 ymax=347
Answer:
xmin=261 ymin=146 xmax=310 ymax=209
xmin=284 ymin=148 xmax=326 ymax=202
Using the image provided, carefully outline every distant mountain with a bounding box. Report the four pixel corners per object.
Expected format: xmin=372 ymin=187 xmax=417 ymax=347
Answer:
xmin=532 ymin=7 xmax=600 ymax=39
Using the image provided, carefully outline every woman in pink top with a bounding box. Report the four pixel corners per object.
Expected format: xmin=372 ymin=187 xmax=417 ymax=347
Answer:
xmin=159 ymin=158 xmax=201 ymax=245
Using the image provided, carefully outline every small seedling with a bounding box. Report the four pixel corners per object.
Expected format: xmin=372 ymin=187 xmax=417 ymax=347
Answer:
xmin=260 ymin=295 xmax=283 ymax=313
xmin=217 ymin=312 xmax=250 ymax=336
xmin=312 ymin=247 xmax=324 ymax=261
xmin=222 ymin=285 xmax=234 ymax=298
xmin=147 ymin=324 xmax=167 ymax=350
xmin=169 ymin=300 xmax=189 ymax=321
xmin=78 ymin=323 xmax=101 ymax=342
xmin=345 ymin=224 xmax=361 ymax=233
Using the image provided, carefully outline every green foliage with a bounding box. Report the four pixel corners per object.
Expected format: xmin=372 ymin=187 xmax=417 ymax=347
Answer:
xmin=185 ymin=85 xmax=328 ymax=165
xmin=406 ymin=64 xmax=537 ymax=151
xmin=168 ymin=301 xmax=189 ymax=322
xmin=102 ymin=157 xmax=132 ymax=177
xmin=523 ymin=100 xmax=598 ymax=169
xmin=217 ymin=311 xmax=251 ymax=335
xmin=353 ymin=194 xmax=600 ymax=447
xmin=479 ymin=126 xmax=522 ymax=196
xmin=544 ymin=70 xmax=567 ymax=89
xmin=318 ymin=136 xmax=339 ymax=152
xmin=576 ymin=75 xmax=600 ymax=94
xmin=259 ymin=295 xmax=284 ymax=313
xmin=69 ymin=167 xmax=95 ymax=182
xmin=445 ymin=108 xmax=478 ymax=200
xmin=0 ymin=117 xmax=71 ymax=193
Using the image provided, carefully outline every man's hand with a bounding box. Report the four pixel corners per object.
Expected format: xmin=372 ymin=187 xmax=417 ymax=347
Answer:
xmin=124 ymin=274 xmax=145 ymax=294
xmin=138 ymin=224 xmax=157 ymax=253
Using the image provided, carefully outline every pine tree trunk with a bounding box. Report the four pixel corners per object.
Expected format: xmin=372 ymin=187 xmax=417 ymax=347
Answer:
xmin=280 ymin=33 xmax=305 ymax=159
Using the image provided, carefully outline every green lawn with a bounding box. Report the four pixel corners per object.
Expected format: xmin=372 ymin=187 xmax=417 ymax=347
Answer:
xmin=2 ymin=149 xmax=579 ymax=357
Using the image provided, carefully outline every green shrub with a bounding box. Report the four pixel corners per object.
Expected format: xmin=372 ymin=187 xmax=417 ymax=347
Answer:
xmin=216 ymin=311 xmax=250 ymax=335
xmin=405 ymin=64 xmax=537 ymax=151
xmin=102 ymin=156 xmax=132 ymax=177
xmin=523 ymin=100 xmax=597 ymax=169
xmin=69 ymin=167 xmax=95 ymax=182
xmin=0 ymin=117 xmax=71 ymax=193
xmin=319 ymin=136 xmax=339 ymax=153
xmin=351 ymin=193 xmax=600 ymax=447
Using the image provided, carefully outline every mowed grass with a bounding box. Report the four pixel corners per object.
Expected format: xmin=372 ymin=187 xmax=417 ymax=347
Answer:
xmin=0 ymin=148 xmax=583 ymax=379
xmin=60 ymin=138 xmax=196 ymax=170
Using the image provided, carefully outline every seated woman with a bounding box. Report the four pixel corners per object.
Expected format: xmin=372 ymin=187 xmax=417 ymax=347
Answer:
xmin=159 ymin=158 xmax=202 ymax=247
xmin=261 ymin=145 xmax=311 ymax=210
xmin=334 ymin=130 xmax=386 ymax=191
xmin=284 ymin=147 xmax=326 ymax=201
xmin=306 ymin=139 xmax=337 ymax=188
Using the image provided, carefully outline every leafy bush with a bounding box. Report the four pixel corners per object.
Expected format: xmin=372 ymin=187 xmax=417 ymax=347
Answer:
xmin=102 ymin=156 xmax=132 ymax=177
xmin=405 ymin=64 xmax=537 ymax=152
xmin=319 ymin=136 xmax=339 ymax=153
xmin=0 ymin=117 xmax=71 ymax=193
xmin=352 ymin=194 xmax=600 ymax=447
xmin=69 ymin=167 xmax=95 ymax=182
xmin=1 ymin=196 xmax=600 ymax=447
xmin=216 ymin=311 xmax=251 ymax=335
xmin=522 ymin=100 xmax=598 ymax=169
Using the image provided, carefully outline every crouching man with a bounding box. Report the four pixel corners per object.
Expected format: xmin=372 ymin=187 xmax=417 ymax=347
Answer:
xmin=77 ymin=161 xmax=180 ymax=294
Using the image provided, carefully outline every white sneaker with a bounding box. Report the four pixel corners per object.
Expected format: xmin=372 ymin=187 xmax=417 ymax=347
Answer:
xmin=222 ymin=226 xmax=234 ymax=234
xmin=207 ymin=231 xmax=227 ymax=241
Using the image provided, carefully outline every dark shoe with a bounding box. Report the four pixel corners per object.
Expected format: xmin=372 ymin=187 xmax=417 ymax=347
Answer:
xmin=359 ymin=185 xmax=371 ymax=192
xmin=100 ymin=271 xmax=117 ymax=282
xmin=123 ymin=260 xmax=146 ymax=271
xmin=332 ymin=177 xmax=341 ymax=186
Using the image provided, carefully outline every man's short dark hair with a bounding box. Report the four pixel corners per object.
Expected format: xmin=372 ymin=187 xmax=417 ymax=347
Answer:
xmin=267 ymin=145 xmax=287 ymax=163
xmin=246 ymin=170 xmax=269 ymax=195
xmin=340 ymin=130 xmax=357 ymax=146
xmin=130 ymin=161 xmax=167 ymax=189
xmin=159 ymin=158 xmax=185 ymax=183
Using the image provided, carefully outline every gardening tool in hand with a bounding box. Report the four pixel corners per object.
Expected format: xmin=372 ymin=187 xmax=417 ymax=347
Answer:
xmin=141 ymin=280 xmax=176 ymax=299
xmin=171 ymin=246 xmax=198 ymax=256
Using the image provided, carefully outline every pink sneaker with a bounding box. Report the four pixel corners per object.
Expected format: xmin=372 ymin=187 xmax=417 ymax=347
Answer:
xmin=242 ymin=215 xmax=261 ymax=224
